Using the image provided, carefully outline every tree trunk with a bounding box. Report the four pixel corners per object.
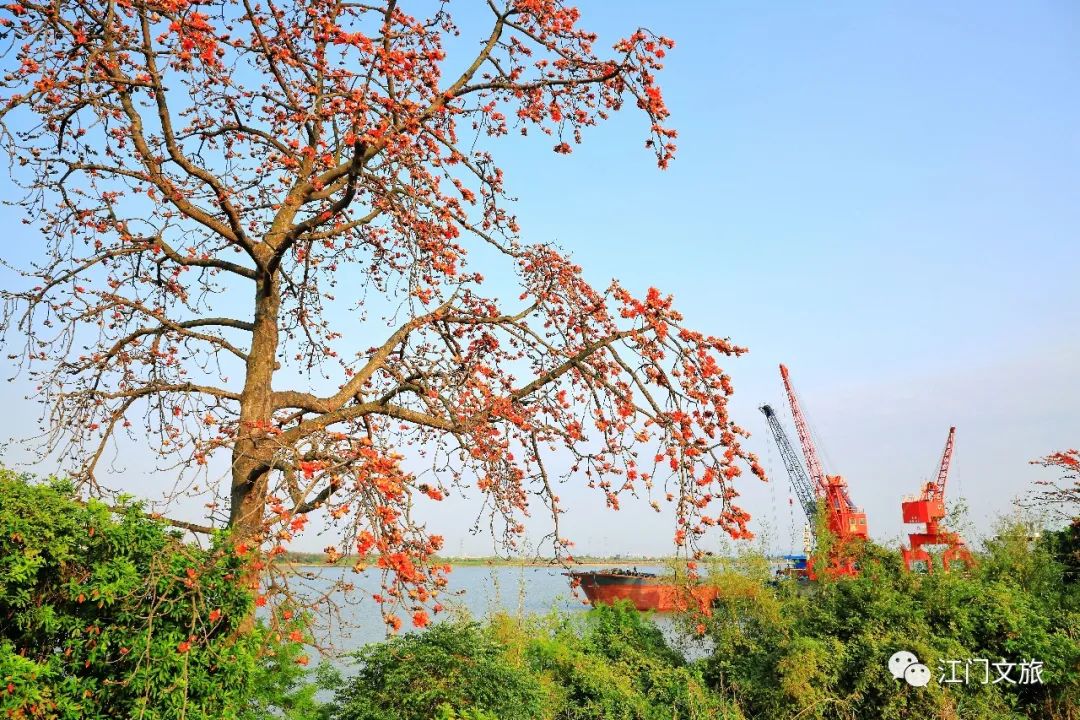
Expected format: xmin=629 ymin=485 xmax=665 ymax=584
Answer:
xmin=229 ymin=269 xmax=281 ymax=546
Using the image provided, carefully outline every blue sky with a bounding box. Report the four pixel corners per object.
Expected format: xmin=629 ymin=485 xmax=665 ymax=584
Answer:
xmin=428 ymin=0 xmax=1080 ymax=555
xmin=2 ymin=1 xmax=1078 ymax=556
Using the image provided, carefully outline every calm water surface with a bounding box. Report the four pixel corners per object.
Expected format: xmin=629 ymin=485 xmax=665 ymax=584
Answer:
xmin=286 ymin=563 xmax=705 ymax=656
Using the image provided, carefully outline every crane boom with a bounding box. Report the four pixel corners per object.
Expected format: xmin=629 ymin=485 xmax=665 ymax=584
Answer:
xmin=767 ymin=364 xmax=869 ymax=579
xmin=759 ymin=404 xmax=818 ymax=529
xmin=779 ymin=364 xmax=826 ymax=492
xmin=930 ymin=426 xmax=956 ymax=502
xmin=901 ymin=426 xmax=973 ymax=572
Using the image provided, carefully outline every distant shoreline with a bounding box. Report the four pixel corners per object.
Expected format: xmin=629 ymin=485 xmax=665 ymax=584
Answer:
xmin=279 ymin=554 xmax=669 ymax=569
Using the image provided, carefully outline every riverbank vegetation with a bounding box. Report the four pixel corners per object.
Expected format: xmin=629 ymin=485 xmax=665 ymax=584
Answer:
xmin=698 ymin=523 xmax=1079 ymax=719
xmin=5 ymin=469 xmax=1077 ymax=719
xmin=320 ymin=605 xmax=729 ymax=720
xmin=315 ymin=522 xmax=1079 ymax=720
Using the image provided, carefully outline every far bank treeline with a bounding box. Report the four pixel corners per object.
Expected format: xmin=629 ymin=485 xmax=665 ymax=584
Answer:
xmin=2 ymin=468 xmax=1079 ymax=720
xmin=278 ymin=551 xmax=668 ymax=568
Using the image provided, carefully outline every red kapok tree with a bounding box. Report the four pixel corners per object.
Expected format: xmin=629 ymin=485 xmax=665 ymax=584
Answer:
xmin=0 ymin=0 xmax=763 ymax=628
xmin=1031 ymin=450 xmax=1080 ymax=520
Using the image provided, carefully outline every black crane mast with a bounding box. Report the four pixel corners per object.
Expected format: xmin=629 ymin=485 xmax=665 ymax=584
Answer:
xmin=760 ymin=404 xmax=817 ymax=535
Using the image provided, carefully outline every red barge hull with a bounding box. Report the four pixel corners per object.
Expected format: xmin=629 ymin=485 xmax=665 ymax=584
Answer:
xmin=568 ymin=570 xmax=718 ymax=612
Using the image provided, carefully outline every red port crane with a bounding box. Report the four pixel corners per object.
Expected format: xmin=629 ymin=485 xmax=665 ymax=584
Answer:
xmin=779 ymin=364 xmax=869 ymax=578
xmin=901 ymin=427 xmax=974 ymax=571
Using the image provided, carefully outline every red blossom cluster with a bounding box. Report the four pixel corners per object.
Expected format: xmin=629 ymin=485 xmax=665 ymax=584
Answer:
xmin=1043 ymin=450 xmax=1080 ymax=471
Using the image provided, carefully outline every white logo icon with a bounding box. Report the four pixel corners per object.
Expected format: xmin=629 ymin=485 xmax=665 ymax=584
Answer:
xmin=889 ymin=650 xmax=932 ymax=687
xmin=904 ymin=663 xmax=932 ymax=687
xmin=888 ymin=650 xmax=919 ymax=680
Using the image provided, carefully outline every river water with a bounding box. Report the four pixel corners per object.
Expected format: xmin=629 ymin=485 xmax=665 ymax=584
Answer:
xmin=284 ymin=563 xmax=703 ymax=656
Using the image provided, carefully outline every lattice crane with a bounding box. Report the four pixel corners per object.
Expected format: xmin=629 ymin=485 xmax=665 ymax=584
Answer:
xmin=901 ymin=427 xmax=974 ymax=571
xmin=759 ymin=403 xmax=818 ymax=535
xmin=778 ymin=364 xmax=868 ymax=578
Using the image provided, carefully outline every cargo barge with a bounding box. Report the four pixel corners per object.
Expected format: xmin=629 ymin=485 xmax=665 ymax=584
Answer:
xmin=566 ymin=568 xmax=719 ymax=612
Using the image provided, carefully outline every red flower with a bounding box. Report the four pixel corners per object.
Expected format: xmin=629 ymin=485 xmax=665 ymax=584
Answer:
xmin=208 ymin=609 xmax=222 ymax=622
xmin=298 ymin=460 xmax=323 ymax=479
xmin=412 ymin=611 xmax=430 ymax=628
xmin=356 ymin=531 xmax=376 ymax=555
xmin=177 ymin=641 xmax=191 ymax=653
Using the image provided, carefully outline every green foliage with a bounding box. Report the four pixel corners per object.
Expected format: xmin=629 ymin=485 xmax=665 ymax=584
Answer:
xmin=6 ymin=468 xmax=1076 ymax=720
xmin=323 ymin=620 xmax=545 ymax=720
xmin=325 ymin=525 xmax=1080 ymax=720
xmin=432 ymin=706 xmax=500 ymax=720
xmin=325 ymin=603 xmax=737 ymax=720
xmin=519 ymin=603 xmax=736 ymax=720
xmin=1038 ymin=519 xmax=1080 ymax=584
xmin=0 ymin=469 xmax=318 ymax=720
xmin=240 ymin=614 xmax=323 ymax=720
xmin=700 ymin=523 xmax=1080 ymax=720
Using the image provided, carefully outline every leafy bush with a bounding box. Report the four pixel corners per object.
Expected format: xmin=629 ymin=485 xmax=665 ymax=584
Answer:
xmin=9 ymin=467 xmax=1076 ymax=720
xmin=699 ymin=525 xmax=1080 ymax=720
xmin=517 ymin=604 xmax=735 ymax=720
xmin=325 ymin=602 xmax=737 ymax=720
xmin=326 ymin=529 xmax=1080 ymax=720
xmin=323 ymin=620 xmax=545 ymax=720
xmin=0 ymin=469 xmax=317 ymax=720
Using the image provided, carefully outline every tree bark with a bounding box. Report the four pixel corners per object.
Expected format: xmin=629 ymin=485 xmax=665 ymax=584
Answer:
xmin=229 ymin=268 xmax=281 ymax=545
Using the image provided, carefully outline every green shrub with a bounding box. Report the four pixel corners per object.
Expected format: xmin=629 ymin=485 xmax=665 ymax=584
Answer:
xmin=325 ymin=602 xmax=738 ymax=720
xmin=699 ymin=525 xmax=1080 ymax=720
xmin=520 ymin=603 xmax=735 ymax=720
xmin=12 ymin=465 xmax=1074 ymax=720
xmin=0 ymin=469 xmax=318 ymax=720
xmin=323 ymin=620 xmax=545 ymax=720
